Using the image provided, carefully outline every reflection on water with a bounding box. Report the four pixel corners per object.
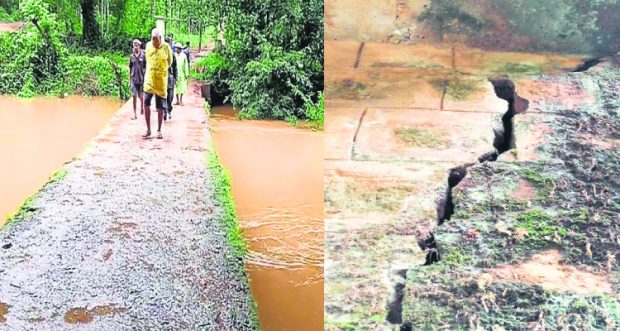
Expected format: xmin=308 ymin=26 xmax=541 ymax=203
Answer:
xmin=0 ymin=95 xmax=121 ymax=224
xmin=210 ymin=106 xmax=323 ymax=331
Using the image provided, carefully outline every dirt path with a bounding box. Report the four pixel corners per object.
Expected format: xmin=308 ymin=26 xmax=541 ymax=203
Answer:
xmin=0 ymin=81 xmax=256 ymax=330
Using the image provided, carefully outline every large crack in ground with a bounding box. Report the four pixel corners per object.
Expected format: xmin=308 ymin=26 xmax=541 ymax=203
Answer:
xmin=385 ymin=78 xmax=530 ymax=326
xmin=572 ymin=56 xmax=604 ymax=72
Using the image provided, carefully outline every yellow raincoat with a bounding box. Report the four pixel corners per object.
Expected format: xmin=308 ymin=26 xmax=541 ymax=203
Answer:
xmin=143 ymin=41 xmax=173 ymax=97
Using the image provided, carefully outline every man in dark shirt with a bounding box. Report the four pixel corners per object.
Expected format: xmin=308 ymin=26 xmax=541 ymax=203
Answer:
xmin=129 ymin=39 xmax=146 ymax=120
xmin=165 ymin=36 xmax=178 ymax=120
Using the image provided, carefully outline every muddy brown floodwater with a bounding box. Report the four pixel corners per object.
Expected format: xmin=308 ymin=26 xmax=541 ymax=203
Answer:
xmin=0 ymin=95 xmax=121 ymax=224
xmin=210 ymin=106 xmax=324 ymax=331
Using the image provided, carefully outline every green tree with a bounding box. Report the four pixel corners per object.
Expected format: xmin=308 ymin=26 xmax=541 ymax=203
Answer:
xmin=80 ymin=0 xmax=100 ymax=47
xmin=418 ymin=0 xmax=485 ymax=42
xmin=199 ymin=0 xmax=324 ymax=120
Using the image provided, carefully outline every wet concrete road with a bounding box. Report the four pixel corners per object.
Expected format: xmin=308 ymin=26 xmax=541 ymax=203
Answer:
xmin=0 ymin=83 xmax=256 ymax=330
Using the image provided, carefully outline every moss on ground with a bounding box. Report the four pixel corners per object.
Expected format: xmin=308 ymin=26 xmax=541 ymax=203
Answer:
xmin=488 ymin=62 xmax=546 ymax=76
xmin=325 ymin=178 xmax=413 ymax=213
xmin=371 ymin=60 xmax=443 ymax=69
xmin=395 ymin=127 xmax=447 ymax=148
xmin=326 ymin=79 xmax=386 ymax=100
xmin=430 ymin=73 xmax=483 ymax=101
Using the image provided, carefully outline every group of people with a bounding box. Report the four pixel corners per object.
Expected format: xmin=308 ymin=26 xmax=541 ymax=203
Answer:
xmin=128 ymin=28 xmax=191 ymax=139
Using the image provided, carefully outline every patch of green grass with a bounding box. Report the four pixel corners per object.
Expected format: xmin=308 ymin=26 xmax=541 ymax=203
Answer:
xmin=514 ymin=209 xmax=567 ymax=243
xmin=490 ymin=62 xmax=545 ymax=76
xmin=446 ymin=77 xmax=482 ymax=100
xmin=206 ymin=146 xmax=247 ymax=256
xmin=326 ymin=79 xmax=375 ymax=100
xmin=371 ymin=60 xmax=443 ymax=69
xmin=431 ymin=74 xmax=483 ymax=101
xmin=395 ymin=127 xmax=446 ymax=148
xmin=442 ymin=249 xmax=471 ymax=265
xmin=325 ymin=179 xmax=412 ymax=213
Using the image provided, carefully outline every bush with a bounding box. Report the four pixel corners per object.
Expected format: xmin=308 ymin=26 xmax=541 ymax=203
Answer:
xmin=0 ymin=6 xmax=15 ymax=21
xmin=305 ymin=91 xmax=324 ymax=128
xmin=203 ymin=0 xmax=324 ymax=121
xmin=0 ymin=0 xmax=129 ymax=98
xmin=65 ymin=55 xmax=129 ymax=97
xmin=194 ymin=51 xmax=233 ymax=105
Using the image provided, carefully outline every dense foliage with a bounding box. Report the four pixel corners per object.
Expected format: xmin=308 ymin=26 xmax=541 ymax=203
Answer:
xmin=418 ymin=0 xmax=620 ymax=54
xmin=194 ymin=0 xmax=324 ymax=122
xmin=0 ymin=0 xmax=217 ymax=98
xmin=0 ymin=0 xmax=128 ymax=97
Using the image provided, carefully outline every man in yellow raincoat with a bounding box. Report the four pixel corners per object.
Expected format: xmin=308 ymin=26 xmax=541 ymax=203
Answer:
xmin=143 ymin=28 xmax=173 ymax=139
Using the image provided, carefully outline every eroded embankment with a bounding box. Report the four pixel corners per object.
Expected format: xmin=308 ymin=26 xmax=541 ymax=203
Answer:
xmin=385 ymin=78 xmax=528 ymax=324
xmin=392 ymin=60 xmax=620 ymax=330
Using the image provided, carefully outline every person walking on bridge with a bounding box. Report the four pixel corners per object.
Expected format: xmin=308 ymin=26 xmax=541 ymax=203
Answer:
xmin=174 ymin=43 xmax=189 ymax=106
xmin=143 ymin=28 xmax=173 ymax=139
xmin=164 ymin=36 xmax=178 ymax=120
xmin=129 ymin=39 xmax=145 ymax=120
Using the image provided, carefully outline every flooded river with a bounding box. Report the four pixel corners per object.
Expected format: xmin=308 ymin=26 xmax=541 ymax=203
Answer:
xmin=210 ymin=106 xmax=324 ymax=331
xmin=0 ymin=95 xmax=121 ymax=224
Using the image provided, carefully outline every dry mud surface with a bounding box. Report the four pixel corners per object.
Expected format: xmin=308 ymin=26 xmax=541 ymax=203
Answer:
xmin=0 ymin=83 xmax=256 ymax=330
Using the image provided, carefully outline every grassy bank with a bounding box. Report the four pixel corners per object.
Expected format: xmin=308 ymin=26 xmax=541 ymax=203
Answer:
xmin=206 ymin=146 xmax=260 ymax=330
xmin=206 ymin=145 xmax=247 ymax=258
xmin=204 ymin=103 xmax=259 ymax=329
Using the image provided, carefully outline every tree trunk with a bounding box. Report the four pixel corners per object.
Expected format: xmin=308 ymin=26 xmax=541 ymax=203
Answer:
xmin=81 ymin=0 xmax=100 ymax=47
xmin=198 ymin=20 xmax=202 ymax=51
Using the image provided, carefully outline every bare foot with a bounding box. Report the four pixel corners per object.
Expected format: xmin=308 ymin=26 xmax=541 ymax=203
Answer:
xmin=156 ymin=131 xmax=163 ymax=139
xmin=142 ymin=131 xmax=151 ymax=139
xmin=174 ymin=102 xmax=180 ymax=105
xmin=180 ymin=102 xmax=184 ymax=106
